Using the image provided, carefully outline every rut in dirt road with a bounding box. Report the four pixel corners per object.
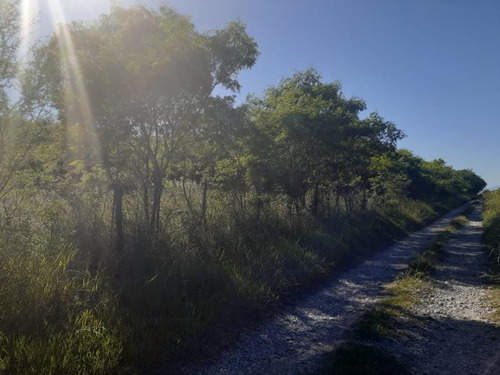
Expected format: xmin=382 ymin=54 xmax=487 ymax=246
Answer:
xmin=178 ymin=205 xmax=470 ymax=375
xmin=373 ymin=203 xmax=500 ymax=375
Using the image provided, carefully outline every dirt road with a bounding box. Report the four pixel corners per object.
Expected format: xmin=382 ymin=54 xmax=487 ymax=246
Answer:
xmin=186 ymin=205 xmax=470 ymax=375
xmin=374 ymin=204 xmax=500 ymax=375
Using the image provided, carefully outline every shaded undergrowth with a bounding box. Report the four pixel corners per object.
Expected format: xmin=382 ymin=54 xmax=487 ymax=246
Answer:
xmin=482 ymin=189 xmax=500 ymax=323
xmin=0 ymin=193 xmax=463 ymax=374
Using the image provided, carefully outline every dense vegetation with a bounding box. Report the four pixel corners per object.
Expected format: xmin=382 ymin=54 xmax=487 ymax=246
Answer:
xmin=483 ymin=189 xmax=500 ymax=278
xmin=0 ymin=2 xmax=486 ymax=373
xmin=482 ymin=189 xmax=500 ymax=322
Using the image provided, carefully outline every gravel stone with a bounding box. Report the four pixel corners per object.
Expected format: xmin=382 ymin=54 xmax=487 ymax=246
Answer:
xmin=374 ymin=204 xmax=500 ymax=375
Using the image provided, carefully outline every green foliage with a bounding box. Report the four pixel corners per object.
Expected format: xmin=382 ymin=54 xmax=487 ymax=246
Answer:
xmin=482 ymin=189 xmax=500 ymax=323
xmin=0 ymin=3 xmax=487 ymax=373
xmin=0 ymin=310 xmax=123 ymax=375
xmin=483 ymin=189 xmax=500 ymax=278
xmin=0 ymin=192 xmax=123 ymax=374
xmin=245 ymin=69 xmax=405 ymax=213
xmin=0 ymin=0 xmax=18 ymax=104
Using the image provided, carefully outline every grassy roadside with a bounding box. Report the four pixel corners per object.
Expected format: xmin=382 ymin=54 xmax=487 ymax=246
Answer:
xmin=313 ymin=213 xmax=469 ymax=374
xmin=166 ymin=201 xmax=468 ymax=371
xmin=488 ymin=289 xmax=500 ymax=323
xmin=482 ymin=190 xmax=500 ymax=324
xmin=0 ymin=198 xmax=471 ymax=374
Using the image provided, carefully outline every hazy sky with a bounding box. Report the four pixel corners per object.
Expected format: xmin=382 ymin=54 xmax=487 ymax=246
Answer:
xmin=27 ymin=0 xmax=500 ymax=187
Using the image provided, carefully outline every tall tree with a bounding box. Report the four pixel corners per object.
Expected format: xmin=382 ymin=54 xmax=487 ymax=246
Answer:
xmin=33 ymin=5 xmax=258 ymax=253
xmin=247 ymin=69 xmax=365 ymax=215
xmin=0 ymin=0 xmax=18 ymax=105
xmin=0 ymin=0 xmax=19 ymax=196
xmin=247 ymin=70 xmax=406 ymax=215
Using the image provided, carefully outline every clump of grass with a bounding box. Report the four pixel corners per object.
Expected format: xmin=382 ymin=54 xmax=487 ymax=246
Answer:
xmin=0 ymin=195 xmax=125 ymax=375
xmin=353 ymin=274 xmax=430 ymax=340
xmin=0 ymin=310 xmax=124 ymax=375
xmin=0 ymin=249 xmax=125 ymax=375
xmin=406 ymin=214 xmax=467 ymax=276
xmin=354 ymin=214 xmax=468 ymax=340
xmin=487 ymin=287 xmax=500 ymax=324
xmin=353 ymin=304 xmax=399 ymax=339
xmin=451 ymin=214 xmax=468 ymax=228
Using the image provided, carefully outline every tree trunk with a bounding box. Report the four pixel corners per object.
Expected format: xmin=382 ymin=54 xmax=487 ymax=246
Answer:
xmin=142 ymin=181 xmax=149 ymax=222
xmin=113 ymin=184 xmax=125 ymax=255
xmin=201 ymin=178 xmax=208 ymax=232
xmin=335 ymin=183 xmax=341 ymax=210
xmin=295 ymin=199 xmax=301 ymax=216
xmin=324 ymin=187 xmax=331 ymax=216
xmin=181 ymin=177 xmax=194 ymax=213
xmin=361 ymin=187 xmax=368 ymax=210
xmin=344 ymin=195 xmax=350 ymax=213
xmin=312 ymin=182 xmax=320 ymax=217
xmin=301 ymin=192 xmax=306 ymax=211
xmin=287 ymin=196 xmax=294 ymax=216
xmin=150 ymin=174 xmax=163 ymax=236
xmin=255 ymin=192 xmax=262 ymax=221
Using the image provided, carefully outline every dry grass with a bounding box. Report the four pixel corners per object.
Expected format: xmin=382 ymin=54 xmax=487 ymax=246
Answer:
xmin=487 ymin=287 xmax=500 ymax=324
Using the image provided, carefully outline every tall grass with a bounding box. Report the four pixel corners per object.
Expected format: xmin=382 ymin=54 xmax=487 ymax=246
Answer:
xmin=482 ymin=189 xmax=500 ymax=323
xmin=0 ymin=183 xmax=469 ymax=373
xmin=483 ymin=190 xmax=500 ymax=278
xmin=0 ymin=192 xmax=123 ymax=375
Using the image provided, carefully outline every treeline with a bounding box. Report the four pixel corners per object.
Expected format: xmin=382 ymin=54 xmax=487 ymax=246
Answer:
xmin=0 ymin=3 xmax=485 ymax=374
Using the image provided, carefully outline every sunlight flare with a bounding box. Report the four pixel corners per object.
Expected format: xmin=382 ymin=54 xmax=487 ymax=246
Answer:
xmin=19 ymin=0 xmax=37 ymax=59
xmin=46 ymin=0 xmax=101 ymax=161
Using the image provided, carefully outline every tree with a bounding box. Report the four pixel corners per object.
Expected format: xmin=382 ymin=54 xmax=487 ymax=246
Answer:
xmin=0 ymin=0 xmax=19 ymax=196
xmin=33 ymin=5 xmax=258 ymax=254
xmin=0 ymin=0 xmax=18 ymax=106
xmin=247 ymin=69 xmax=358 ymax=214
xmin=349 ymin=112 xmax=405 ymax=209
xmin=246 ymin=69 xmax=404 ymax=216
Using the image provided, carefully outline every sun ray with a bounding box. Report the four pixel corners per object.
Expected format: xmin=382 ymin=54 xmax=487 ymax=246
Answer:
xmin=46 ymin=0 xmax=101 ymax=164
xmin=19 ymin=0 xmax=37 ymax=60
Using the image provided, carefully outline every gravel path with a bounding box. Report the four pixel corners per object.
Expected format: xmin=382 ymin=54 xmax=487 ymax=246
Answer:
xmin=377 ymin=203 xmax=500 ymax=374
xmin=188 ymin=205 xmax=469 ymax=375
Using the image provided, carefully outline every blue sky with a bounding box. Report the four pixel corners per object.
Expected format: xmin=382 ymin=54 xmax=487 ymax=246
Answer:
xmin=30 ymin=0 xmax=500 ymax=187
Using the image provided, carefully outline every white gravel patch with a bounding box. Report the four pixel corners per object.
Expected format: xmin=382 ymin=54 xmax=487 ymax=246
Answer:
xmin=375 ymin=204 xmax=500 ymax=375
